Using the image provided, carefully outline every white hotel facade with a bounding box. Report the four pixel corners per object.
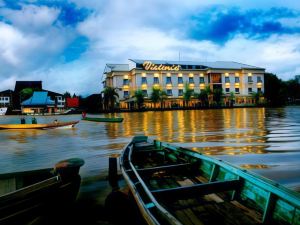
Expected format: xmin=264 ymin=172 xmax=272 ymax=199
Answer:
xmin=103 ymin=59 xmax=265 ymax=109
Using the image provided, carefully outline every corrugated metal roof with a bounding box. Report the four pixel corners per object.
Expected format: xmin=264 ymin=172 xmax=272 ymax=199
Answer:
xmin=129 ymin=59 xmax=264 ymax=70
xmin=21 ymin=91 xmax=55 ymax=106
xmin=105 ymin=64 xmax=130 ymax=72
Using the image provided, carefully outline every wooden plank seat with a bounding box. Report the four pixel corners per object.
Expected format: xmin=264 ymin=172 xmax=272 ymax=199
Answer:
xmin=151 ymin=179 xmax=242 ymax=199
xmin=136 ymin=162 xmax=191 ymax=173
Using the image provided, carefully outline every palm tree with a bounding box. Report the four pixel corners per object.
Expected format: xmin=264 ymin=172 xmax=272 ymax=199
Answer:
xmin=134 ymin=89 xmax=145 ymax=110
xmin=101 ymin=87 xmax=119 ymax=111
xmin=213 ymin=88 xmax=223 ymax=106
xmin=197 ymin=86 xmax=211 ymax=107
xmin=160 ymin=90 xmax=167 ymax=109
xmin=229 ymin=92 xmax=235 ymax=107
xmin=150 ymin=87 xmax=160 ymax=108
xmin=183 ymin=82 xmax=193 ymax=107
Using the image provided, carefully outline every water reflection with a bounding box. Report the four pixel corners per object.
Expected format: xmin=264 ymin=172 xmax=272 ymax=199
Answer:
xmin=0 ymin=107 xmax=300 ymax=190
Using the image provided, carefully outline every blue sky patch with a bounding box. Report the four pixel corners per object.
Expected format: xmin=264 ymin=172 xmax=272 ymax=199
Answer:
xmin=62 ymin=36 xmax=89 ymax=62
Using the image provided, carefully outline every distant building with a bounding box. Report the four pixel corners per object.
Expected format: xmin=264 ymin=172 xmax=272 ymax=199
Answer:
xmin=0 ymin=89 xmax=14 ymax=108
xmin=45 ymin=90 xmax=65 ymax=112
xmin=295 ymin=75 xmax=300 ymax=84
xmin=21 ymin=91 xmax=55 ymax=114
xmin=13 ymin=81 xmax=43 ymax=110
xmin=103 ymin=59 xmax=265 ymax=109
xmin=66 ymin=97 xmax=79 ymax=108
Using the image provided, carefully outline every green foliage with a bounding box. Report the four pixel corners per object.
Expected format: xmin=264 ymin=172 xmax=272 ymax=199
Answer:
xmin=150 ymin=87 xmax=160 ymax=104
xmin=134 ymin=89 xmax=145 ymax=109
xmin=183 ymin=82 xmax=193 ymax=107
xmin=264 ymin=73 xmax=286 ymax=107
xmin=63 ymin=91 xmax=71 ymax=98
xmin=20 ymin=88 xmax=33 ymax=101
xmin=213 ymin=88 xmax=223 ymax=106
xmin=198 ymin=86 xmax=211 ymax=107
xmin=101 ymin=87 xmax=119 ymax=110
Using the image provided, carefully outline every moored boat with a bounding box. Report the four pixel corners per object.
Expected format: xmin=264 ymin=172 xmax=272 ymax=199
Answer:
xmin=0 ymin=107 xmax=7 ymax=116
xmin=0 ymin=158 xmax=84 ymax=225
xmin=121 ymin=136 xmax=300 ymax=225
xmin=82 ymin=117 xmax=123 ymax=123
xmin=0 ymin=120 xmax=79 ymax=130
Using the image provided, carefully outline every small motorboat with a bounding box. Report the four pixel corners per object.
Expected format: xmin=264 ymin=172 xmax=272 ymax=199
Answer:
xmin=82 ymin=117 xmax=123 ymax=123
xmin=121 ymin=136 xmax=300 ymax=225
xmin=0 ymin=158 xmax=84 ymax=225
xmin=0 ymin=120 xmax=79 ymax=130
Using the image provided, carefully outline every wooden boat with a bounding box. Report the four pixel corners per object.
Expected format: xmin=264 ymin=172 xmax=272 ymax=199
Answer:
xmin=120 ymin=136 xmax=300 ymax=225
xmin=82 ymin=117 xmax=123 ymax=123
xmin=0 ymin=120 xmax=79 ymax=130
xmin=0 ymin=158 xmax=84 ymax=225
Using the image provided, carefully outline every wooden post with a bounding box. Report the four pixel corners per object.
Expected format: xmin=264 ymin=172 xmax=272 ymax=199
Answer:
xmin=108 ymin=157 xmax=119 ymax=190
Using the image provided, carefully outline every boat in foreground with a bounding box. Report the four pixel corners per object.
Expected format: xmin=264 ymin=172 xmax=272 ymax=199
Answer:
xmin=82 ymin=117 xmax=123 ymax=123
xmin=121 ymin=136 xmax=300 ymax=225
xmin=0 ymin=158 xmax=84 ymax=225
xmin=0 ymin=120 xmax=79 ymax=130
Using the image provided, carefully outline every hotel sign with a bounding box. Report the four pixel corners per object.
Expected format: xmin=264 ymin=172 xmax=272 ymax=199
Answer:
xmin=143 ymin=61 xmax=180 ymax=71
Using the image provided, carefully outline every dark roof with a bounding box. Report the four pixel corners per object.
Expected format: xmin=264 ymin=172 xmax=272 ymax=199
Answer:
xmin=14 ymin=81 xmax=42 ymax=93
xmin=21 ymin=91 xmax=55 ymax=106
xmin=0 ymin=89 xmax=14 ymax=95
xmin=43 ymin=89 xmax=63 ymax=97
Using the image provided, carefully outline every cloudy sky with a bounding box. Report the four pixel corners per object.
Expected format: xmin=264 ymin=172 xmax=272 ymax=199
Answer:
xmin=1 ymin=0 xmax=300 ymax=95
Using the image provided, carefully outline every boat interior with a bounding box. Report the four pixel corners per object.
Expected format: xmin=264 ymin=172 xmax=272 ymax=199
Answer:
xmin=122 ymin=138 xmax=300 ymax=225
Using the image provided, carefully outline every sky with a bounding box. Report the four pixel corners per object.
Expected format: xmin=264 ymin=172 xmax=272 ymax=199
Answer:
xmin=1 ymin=0 xmax=300 ymax=96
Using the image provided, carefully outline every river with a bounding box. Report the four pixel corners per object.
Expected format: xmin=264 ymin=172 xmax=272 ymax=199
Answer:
xmin=0 ymin=106 xmax=300 ymax=192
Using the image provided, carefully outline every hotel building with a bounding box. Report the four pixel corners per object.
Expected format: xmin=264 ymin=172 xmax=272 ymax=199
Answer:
xmin=102 ymin=59 xmax=265 ymax=109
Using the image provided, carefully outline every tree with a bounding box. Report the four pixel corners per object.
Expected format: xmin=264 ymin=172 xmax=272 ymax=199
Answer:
xmin=183 ymin=82 xmax=193 ymax=107
xmin=20 ymin=88 xmax=34 ymax=102
xmin=264 ymin=73 xmax=287 ymax=107
xmin=160 ymin=90 xmax=167 ymax=108
xmin=229 ymin=92 xmax=235 ymax=107
xmin=213 ymin=88 xmax=223 ymax=106
xmin=198 ymin=86 xmax=211 ymax=107
xmin=63 ymin=92 xmax=71 ymax=98
xmin=101 ymin=87 xmax=119 ymax=110
xmin=134 ymin=89 xmax=145 ymax=110
xmin=150 ymin=87 xmax=160 ymax=108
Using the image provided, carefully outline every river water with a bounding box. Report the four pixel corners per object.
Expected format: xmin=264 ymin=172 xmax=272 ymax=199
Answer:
xmin=0 ymin=106 xmax=300 ymax=192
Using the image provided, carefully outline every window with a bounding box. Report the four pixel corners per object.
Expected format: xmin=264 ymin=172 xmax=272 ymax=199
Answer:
xmin=257 ymin=77 xmax=262 ymax=83
xmin=235 ymin=77 xmax=240 ymax=83
xmin=248 ymin=87 xmax=253 ymax=93
xmin=178 ymin=89 xmax=183 ymax=96
xmin=225 ymin=77 xmax=230 ymax=83
xmin=141 ymin=77 xmax=147 ymax=84
xmin=123 ymin=79 xmax=129 ymax=85
xmin=188 ymin=77 xmax=194 ymax=83
xmin=200 ymin=77 xmax=205 ymax=83
xmin=225 ymin=88 xmax=230 ymax=93
xmin=235 ymin=88 xmax=240 ymax=93
xmin=166 ymin=77 xmax=172 ymax=84
xmin=124 ymin=91 xmax=129 ymax=98
xmin=248 ymin=77 xmax=253 ymax=83
xmin=142 ymin=90 xmax=148 ymax=97
xmin=153 ymin=77 xmax=159 ymax=84
xmin=167 ymin=89 xmax=172 ymax=96
xmin=178 ymin=77 xmax=183 ymax=84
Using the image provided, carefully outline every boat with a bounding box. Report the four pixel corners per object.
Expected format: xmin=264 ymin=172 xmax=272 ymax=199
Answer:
xmin=0 ymin=120 xmax=79 ymax=130
xmin=82 ymin=117 xmax=123 ymax=123
xmin=0 ymin=158 xmax=84 ymax=225
xmin=120 ymin=136 xmax=300 ymax=225
xmin=0 ymin=107 xmax=7 ymax=116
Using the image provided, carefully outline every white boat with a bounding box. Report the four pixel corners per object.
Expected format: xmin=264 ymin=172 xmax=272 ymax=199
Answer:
xmin=0 ymin=107 xmax=7 ymax=116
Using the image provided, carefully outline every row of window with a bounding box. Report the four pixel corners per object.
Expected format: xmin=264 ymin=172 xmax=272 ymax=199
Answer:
xmin=0 ymin=97 xmax=9 ymax=102
xmin=123 ymin=87 xmax=262 ymax=98
xmin=123 ymin=76 xmax=262 ymax=85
